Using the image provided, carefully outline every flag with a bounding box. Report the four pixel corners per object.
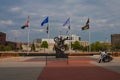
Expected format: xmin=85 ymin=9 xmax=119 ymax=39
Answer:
xmin=63 ymin=18 xmax=70 ymax=30
xmin=46 ymin=24 xmax=49 ymax=34
xmin=21 ymin=16 xmax=30 ymax=29
xmin=41 ymin=17 xmax=48 ymax=26
xmin=82 ymin=18 xmax=89 ymax=30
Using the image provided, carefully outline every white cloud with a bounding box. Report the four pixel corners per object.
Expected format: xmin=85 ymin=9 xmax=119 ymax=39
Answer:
xmin=10 ymin=7 xmax=21 ymax=12
xmin=0 ymin=20 xmax=14 ymax=26
xmin=1 ymin=0 xmax=120 ymax=42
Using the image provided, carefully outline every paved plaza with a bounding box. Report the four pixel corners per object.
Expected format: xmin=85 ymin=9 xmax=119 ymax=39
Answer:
xmin=0 ymin=56 xmax=120 ymax=80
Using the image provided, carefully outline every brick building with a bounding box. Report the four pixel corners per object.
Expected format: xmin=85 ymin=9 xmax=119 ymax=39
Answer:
xmin=0 ymin=32 xmax=6 ymax=45
xmin=111 ymin=34 xmax=120 ymax=47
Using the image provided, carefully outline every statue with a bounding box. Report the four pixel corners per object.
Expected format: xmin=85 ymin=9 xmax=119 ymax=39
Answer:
xmin=54 ymin=36 xmax=69 ymax=58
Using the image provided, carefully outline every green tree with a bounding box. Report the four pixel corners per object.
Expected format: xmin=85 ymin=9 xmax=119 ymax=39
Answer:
xmin=91 ymin=42 xmax=111 ymax=51
xmin=4 ymin=45 xmax=12 ymax=51
xmin=91 ymin=42 xmax=103 ymax=51
xmin=0 ymin=44 xmax=5 ymax=51
xmin=112 ymin=43 xmax=120 ymax=51
xmin=31 ymin=43 xmax=35 ymax=51
xmin=64 ymin=44 xmax=69 ymax=50
xmin=41 ymin=41 xmax=48 ymax=52
xmin=72 ymin=41 xmax=83 ymax=51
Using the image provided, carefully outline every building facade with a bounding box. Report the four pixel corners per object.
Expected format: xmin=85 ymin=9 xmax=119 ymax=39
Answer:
xmin=80 ymin=41 xmax=89 ymax=47
xmin=111 ymin=34 xmax=120 ymax=47
xmin=0 ymin=32 xmax=6 ymax=45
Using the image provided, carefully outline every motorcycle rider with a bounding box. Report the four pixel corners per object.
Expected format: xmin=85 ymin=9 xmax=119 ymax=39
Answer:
xmin=99 ymin=50 xmax=106 ymax=63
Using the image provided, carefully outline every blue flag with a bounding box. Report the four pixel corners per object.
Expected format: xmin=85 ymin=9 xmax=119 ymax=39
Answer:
xmin=63 ymin=18 xmax=70 ymax=30
xmin=41 ymin=17 xmax=48 ymax=26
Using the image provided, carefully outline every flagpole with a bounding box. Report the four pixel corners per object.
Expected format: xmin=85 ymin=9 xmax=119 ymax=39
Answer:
xmin=68 ymin=17 xmax=71 ymax=64
xmin=89 ymin=29 xmax=91 ymax=53
xmin=46 ymin=22 xmax=49 ymax=66
xmin=69 ymin=17 xmax=72 ymax=54
xmin=27 ymin=16 xmax=30 ymax=55
xmin=27 ymin=27 xmax=30 ymax=55
xmin=47 ymin=23 xmax=49 ymax=51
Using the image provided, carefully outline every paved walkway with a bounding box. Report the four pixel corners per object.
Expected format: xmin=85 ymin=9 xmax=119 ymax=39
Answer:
xmin=0 ymin=57 xmax=46 ymax=80
xmin=38 ymin=56 xmax=120 ymax=80
xmin=0 ymin=56 xmax=120 ymax=80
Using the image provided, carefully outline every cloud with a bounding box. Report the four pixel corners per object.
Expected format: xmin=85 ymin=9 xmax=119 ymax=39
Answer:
xmin=0 ymin=0 xmax=120 ymax=42
xmin=0 ymin=20 xmax=14 ymax=26
xmin=10 ymin=7 xmax=21 ymax=12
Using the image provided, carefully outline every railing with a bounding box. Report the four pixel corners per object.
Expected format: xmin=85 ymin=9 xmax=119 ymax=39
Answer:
xmin=0 ymin=51 xmax=120 ymax=57
xmin=111 ymin=52 xmax=120 ymax=57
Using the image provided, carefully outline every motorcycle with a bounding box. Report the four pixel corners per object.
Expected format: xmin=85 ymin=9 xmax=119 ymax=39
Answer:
xmin=102 ymin=53 xmax=113 ymax=62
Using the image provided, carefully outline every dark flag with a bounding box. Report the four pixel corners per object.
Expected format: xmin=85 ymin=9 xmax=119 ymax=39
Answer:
xmin=82 ymin=18 xmax=89 ymax=30
xmin=46 ymin=24 xmax=49 ymax=34
xmin=21 ymin=16 xmax=30 ymax=29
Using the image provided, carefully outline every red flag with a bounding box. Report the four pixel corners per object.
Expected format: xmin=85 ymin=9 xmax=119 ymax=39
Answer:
xmin=21 ymin=16 xmax=30 ymax=29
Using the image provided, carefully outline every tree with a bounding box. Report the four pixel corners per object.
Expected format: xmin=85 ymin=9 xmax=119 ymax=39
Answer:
xmin=41 ymin=41 xmax=48 ymax=52
xmin=31 ymin=43 xmax=35 ymax=51
xmin=91 ymin=42 xmax=111 ymax=51
xmin=91 ymin=42 xmax=103 ymax=51
xmin=64 ymin=44 xmax=69 ymax=51
xmin=112 ymin=43 xmax=120 ymax=51
xmin=71 ymin=41 xmax=83 ymax=51
xmin=0 ymin=44 xmax=5 ymax=51
xmin=4 ymin=45 xmax=12 ymax=51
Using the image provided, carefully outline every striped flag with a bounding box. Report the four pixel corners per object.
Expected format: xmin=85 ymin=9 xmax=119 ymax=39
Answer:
xmin=21 ymin=16 xmax=30 ymax=29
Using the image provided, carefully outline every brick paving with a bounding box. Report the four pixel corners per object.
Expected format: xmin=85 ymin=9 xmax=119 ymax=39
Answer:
xmin=0 ymin=56 xmax=120 ymax=80
xmin=38 ymin=57 xmax=120 ymax=80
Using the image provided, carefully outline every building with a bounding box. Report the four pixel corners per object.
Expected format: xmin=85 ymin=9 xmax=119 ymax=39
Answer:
xmin=59 ymin=35 xmax=80 ymax=41
xmin=0 ymin=32 xmax=19 ymax=50
xmin=58 ymin=34 xmax=81 ymax=44
xmin=111 ymin=34 xmax=120 ymax=47
xmin=0 ymin=32 xmax=6 ymax=45
xmin=6 ymin=41 xmax=16 ymax=49
xmin=80 ymin=41 xmax=89 ymax=47
xmin=71 ymin=35 xmax=81 ymax=41
xmin=33 ymin=38 xmax=55 ymax=52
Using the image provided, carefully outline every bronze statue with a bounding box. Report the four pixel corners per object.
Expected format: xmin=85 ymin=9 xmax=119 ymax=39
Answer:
xmin=54 ymin=36 xmax=69 ymax=58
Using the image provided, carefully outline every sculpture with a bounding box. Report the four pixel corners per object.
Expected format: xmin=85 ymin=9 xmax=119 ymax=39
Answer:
xmin=54 ymin=36 xmax=69 ymax=58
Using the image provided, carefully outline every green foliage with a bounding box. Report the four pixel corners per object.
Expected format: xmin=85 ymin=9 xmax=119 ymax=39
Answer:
xmin=91 ymin=42 xmax=111 ymax=51
xmin=41 ymin=41 xmax=48 ymax=48
xmin=0 ymin=44 xmax=5 ymax=51
xmin=71 ymin=41 xmax=83 ymax=51
xmin=31 ymin=43 xmax=35 ymax=51
xmin=0 ymin=45 xmax=12 ymax=51
xmin=64 ymin=44 xmax=69 ymax=50
xmin=41 ymin=41 xmax=48 ymax=52
xmin=112 ymin=43 xmax=120 ymax=50
xmin=4 ymin=46 xmax=12 ymax=51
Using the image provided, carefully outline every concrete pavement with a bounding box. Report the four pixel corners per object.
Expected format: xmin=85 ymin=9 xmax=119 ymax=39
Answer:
xmin=0 ymin=57 xmax=46 ymax=80
xmin=90 ymin=55 xmax=120 ymax=73
xmin=0 ymin=56 xmax=120 ymax=80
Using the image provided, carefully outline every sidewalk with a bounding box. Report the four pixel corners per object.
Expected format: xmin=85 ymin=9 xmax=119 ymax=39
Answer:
xmin=90 ymin=55 xmax=120 ymax=73
xmin=0 ymin=56 xmax=120 ymax=80
xmin=0 ymin=57 xmax=46 ymax=80
xmin=38 ymin=56 xmax=120 ymax=80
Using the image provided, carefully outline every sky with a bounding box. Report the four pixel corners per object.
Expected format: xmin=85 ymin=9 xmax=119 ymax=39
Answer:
xmin=0 ymin=0 xmax=120 ymax=43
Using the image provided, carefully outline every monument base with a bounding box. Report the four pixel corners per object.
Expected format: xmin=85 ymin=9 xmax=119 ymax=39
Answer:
xmin=56 ymin=53 xmax=68 ymax=58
